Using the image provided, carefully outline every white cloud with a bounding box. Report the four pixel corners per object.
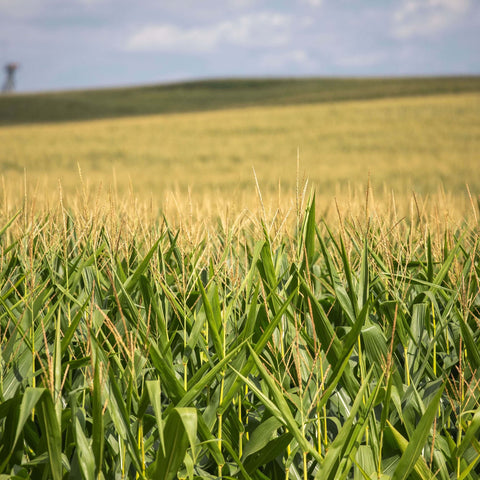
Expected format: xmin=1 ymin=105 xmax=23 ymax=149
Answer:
xmin=126 ymin=13 xmax=293 ymax=52
xmin=76 ymin=0 xmax=106 ymax=4
xmin=261 ymin=49 xmax=315 ymax=69
xmin=335 ymin=52 xmax=386 ymax=68
xmin=227 ymin=0 xmax=257 ymax=7
xmin=393 ymin=0 xmax=471 ymax=39
xmin=126 ymin=25 xmax=218 ymax=53
xmin=303 ymin=0 xmax=323 ymax=6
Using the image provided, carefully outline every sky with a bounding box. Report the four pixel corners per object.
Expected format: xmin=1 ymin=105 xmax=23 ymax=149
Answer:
xmin=1 ymin=0 xmax=479 ymax=92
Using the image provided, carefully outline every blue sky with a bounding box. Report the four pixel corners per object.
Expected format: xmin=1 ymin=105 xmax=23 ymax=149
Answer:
xmin=1 ymin=0 xmax=479 ymax=92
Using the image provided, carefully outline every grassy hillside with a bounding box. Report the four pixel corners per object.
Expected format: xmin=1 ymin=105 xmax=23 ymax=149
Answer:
xmin=1 ymin=76 xmax=480 ymax=126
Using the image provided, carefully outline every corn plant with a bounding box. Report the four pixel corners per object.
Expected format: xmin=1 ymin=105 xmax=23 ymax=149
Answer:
xmin=0 ymin=196 xmax=479 ymax=479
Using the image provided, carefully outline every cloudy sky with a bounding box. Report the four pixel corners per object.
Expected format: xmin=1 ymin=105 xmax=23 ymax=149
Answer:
xmin=1 ymin=0 xmax=479 ymax=92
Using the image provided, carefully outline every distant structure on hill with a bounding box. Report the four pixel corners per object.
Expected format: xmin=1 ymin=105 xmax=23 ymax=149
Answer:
xmin=2 ymin=63 xmax=19 ymax=93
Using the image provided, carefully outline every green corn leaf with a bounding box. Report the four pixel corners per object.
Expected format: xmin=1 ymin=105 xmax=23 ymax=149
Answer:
xmin=338 ymin=232 xmax=359 ymax=318
xmin=299 ymin=276 xmax=360 ymax=399
xmin=458 ymin=454 xmax=480 ymax=480
xmin=219 ymin=439 xmax=255 ymax=480
xmin=455 ymin=407 xmax=480 ymax=457
xmin=358 ymin=237 xmax=369 ymax=311
xmin=316 ymin=226 xmax=356 ymax=325
xmin=138 ymin=274 xmax=170 ymax=357
xmin=53 ymin=309 xmax=62 ymax=427
xmin=0 ymin=210 xmax=21 ymax=239
xmin=241 ymin=283 xmax=260 ymax=342
xmin=151 ymin=408 xmax=197 ymax=480
xmin=431 ymin=236 xmax=462 ymax=288
xmin=105 ymin=368 xmax=145 ymax=477
xmin=198 ymin=280 xmax=224 ymax=360
xmin=37 ymin=391 xmax=63 ymax=480
xmin=218 ymin=289 xmax=296 ymax=414
xmin=245 ymin=241 xmax=264 ymax=298
xmin=73 ymin=412 xmax=95 ymax=480
xmin=92 ymin=356 xmax=105 ymax=476
xmin=197 ymin=414 xmax=225 ymax=467
xmin=60 ymin=293 xmax=91 ymax=356
xmin=298 ymin=275 xmax=341 ymax=360
xmin=122 ymin=237 xmax=161 ymax=294
xmin=144 ymin=337 xmax=186 ymax=400
xmin=240 ymin=344 xmax=322 ymax=462
xmin=390 ymin=382 xmax=445 ymax=480
xmin=176 ymin=408 xmax=198 ymax=460
xmin=184 ymin=309 xmax=207 ymax=362
xmin=299 ymin=192 xmax=316 ymax=270
xmin=387 ymin=422 xmax=432 ymax=480
xmin=12 ymin=388 xmax=45 ymax=451
xmin=179 ymin=340 xmax=246 ymax=408
xmin=242 ymin=416 xmax=283 ymax=460
xmin=362 ymin=320 xmax=389 ymax=378
xmin=457 ymin=311 xmax=480 ymax=371
xmin=147 ymin=339 xmax=224 ymax=468
xmin=244 ymin=432 xmax=293 ymax=474
xmin=315 ymin=369 xmax=379 ymax=480
xmin=146 ymin=379 xmax=165 ymax=457
xmin=313 ymin=302 xmax=369 ymax=417
xmin=426 ymin=233 xmax=433 ymax=283
xmin=353 ymin=445 xmax=376 ymax=480
xmin=256 ymin=240 xmax=279 ymax=300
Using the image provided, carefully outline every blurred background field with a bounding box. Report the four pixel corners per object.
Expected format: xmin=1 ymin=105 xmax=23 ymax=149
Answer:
xmin=1 ymin=77 xmax=479 ymax=221
xmin=1 ymin=77 xmax=479 ymax=126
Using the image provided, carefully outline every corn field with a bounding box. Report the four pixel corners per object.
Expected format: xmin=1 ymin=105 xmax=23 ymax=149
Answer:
xmin=0 ymin=196 xmax=479 ymax=479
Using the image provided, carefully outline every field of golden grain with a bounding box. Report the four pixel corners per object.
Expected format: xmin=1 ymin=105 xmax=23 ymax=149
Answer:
xmin=1 ymin=92 xmax=478 ymax=216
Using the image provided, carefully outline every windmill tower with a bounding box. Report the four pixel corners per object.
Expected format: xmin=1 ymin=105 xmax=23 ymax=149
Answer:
xmin=2 ymin=63 xmax=19 ymax=93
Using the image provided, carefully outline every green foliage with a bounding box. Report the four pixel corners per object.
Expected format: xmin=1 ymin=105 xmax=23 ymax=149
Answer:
xmin=0 ymin=199 xmax=479 ymax=479
xmin=1 ymin=76 xmax=479 ymax=126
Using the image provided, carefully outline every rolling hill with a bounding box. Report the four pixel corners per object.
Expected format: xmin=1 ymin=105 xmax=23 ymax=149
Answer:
xmin=1 ymin=76 xmax=479 ymax=126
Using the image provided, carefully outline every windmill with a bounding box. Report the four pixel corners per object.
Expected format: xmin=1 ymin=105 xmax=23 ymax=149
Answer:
xmin=2 ymin=63 xmax=19 ymax=93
